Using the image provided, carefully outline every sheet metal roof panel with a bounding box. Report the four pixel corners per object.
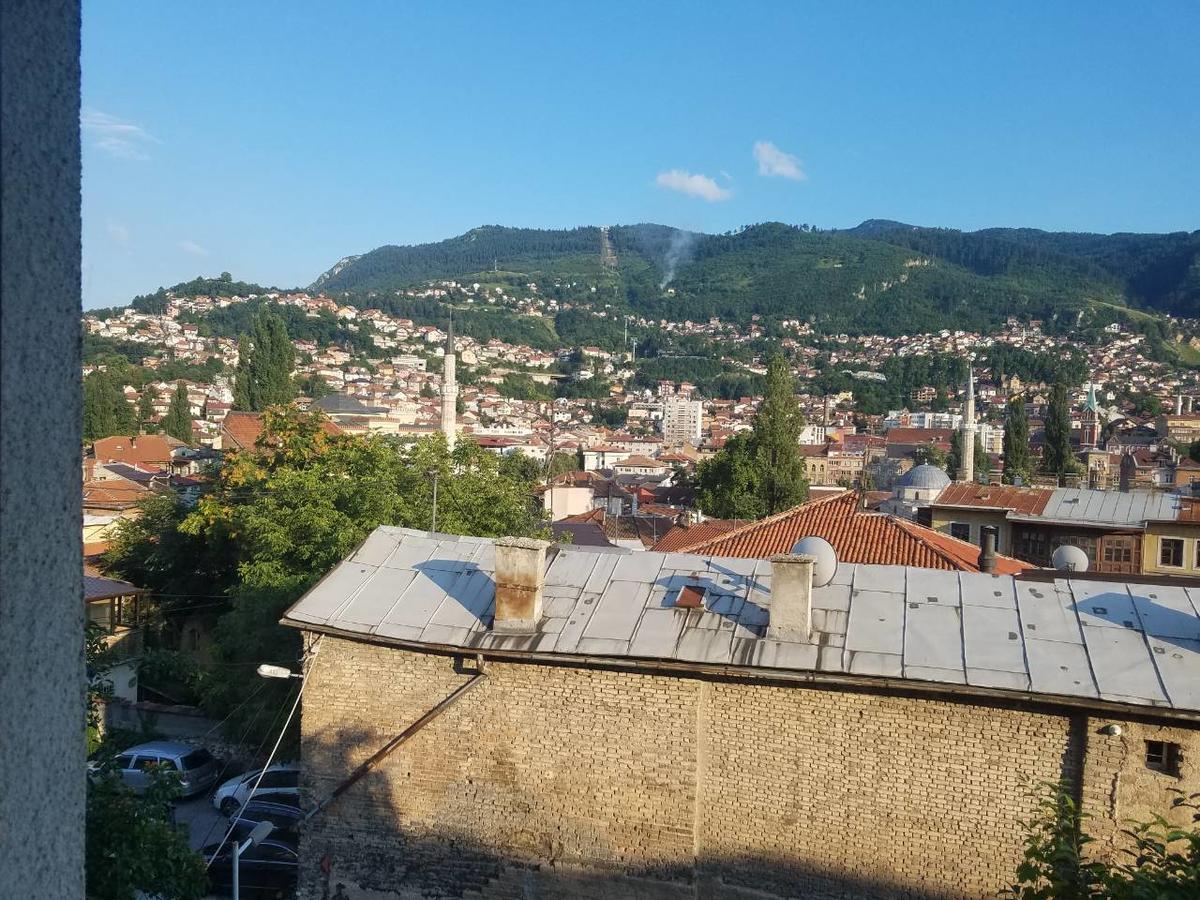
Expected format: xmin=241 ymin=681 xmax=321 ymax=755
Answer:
xmin=339 ymin=569 xmax=418 ymax=629
xmin=628 ymin=607 xmax=687 ymax=658
xmin=545 ymin=551 xmax=600 ymax=590
xmin=611 ymin=553 xmax=665 ymax=584
xmin=351 ymin=529 xmax=402 ymax=567
xmin=291 ymin=562 xmax=375 ymax=624
xmin=675 ymin=626 xmax=735 ymax=664
xmin=904 ymin=666 xmax=967 ymax=685
xmin=811 ymin=583 xmax=852 ymax=612
xmin=845 ymin=590 xmax=905 ymax=656
xmin=845 ymin=650 xmax=903 ymax=677
xmin=903 ymin=603 xmax=964 ymax=672
xmin=905 ymin=569 xmax=961 ymax=608
xmin=963 ymin=605 xmax=1026 ymax=673
xmin=1083 ymin=627 xmax=1167 ymax=704
xmin=1015 ymin=582 xmax=1084 ymax=644
xmin=1148 ymin=638 xmax=1200 ymax=709
xmin=959 ymin=573 xmax=1016 ymax=609
xmin=852 ymin=565 xmax=907 ymax=593
xmin=1026 ymin=639 xmax=1098 ymax=698
xmin=754 ymin=639 xmax=819 ymax=670
xmin=584 ymin=581 xmax=652 ymax=641
xmin=967 ymin=668 xmax=1032 ymax=691
xmin=425 ymin=569 xmax=494 ymax=631
xmin=1136 ymin=587 xmax=1200 ymax=640
xmin=1069 ymin=583 xmax=1141 ymax=631
xmin=583 ymin=553 xmax=621 ymax=594
xmin=552 ymin=591 xmax=602 ymax=654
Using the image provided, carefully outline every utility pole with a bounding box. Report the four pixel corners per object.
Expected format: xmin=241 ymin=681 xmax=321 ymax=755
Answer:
xmin=427 ymin=467 xmax=439 ymax=532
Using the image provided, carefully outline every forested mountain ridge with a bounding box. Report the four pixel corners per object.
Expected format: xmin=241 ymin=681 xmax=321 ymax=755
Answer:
xmin=305 ymin=218 xmax=1195 ymax=335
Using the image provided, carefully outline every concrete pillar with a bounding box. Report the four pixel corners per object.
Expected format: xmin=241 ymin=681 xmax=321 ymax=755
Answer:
xmin=1 ymin=2 xmax=85 ymax=896
xmin=767 ymin=555 xmax=814 ymax=640
xmin=492 ymin=537 xmax=551 ymax=633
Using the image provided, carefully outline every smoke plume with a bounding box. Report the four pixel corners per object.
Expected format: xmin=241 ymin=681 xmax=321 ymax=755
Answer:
xmin=659 ymin=229 xmax=698 ymax=290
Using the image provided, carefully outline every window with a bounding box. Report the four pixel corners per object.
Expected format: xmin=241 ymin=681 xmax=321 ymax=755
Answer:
xmin=181 ymin=749 xmax=213 ymax=769
xmin=949 ymin=522 xmax=971 ymax=542
xmin=259 ymin=770 xmax=298 ymax=790
xmin=115 ymin=754 xmax=134 ymax=770
xmin=1159 ymin=538 xmax=1185 ymax=567
xmin=1145 ymin=740 xmax=1179 ymax=775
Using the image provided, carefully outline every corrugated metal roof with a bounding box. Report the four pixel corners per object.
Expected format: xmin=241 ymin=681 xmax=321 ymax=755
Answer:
xmin=282 ymin=526 xmax=1200 ymax=716
xmin=1032 ymin=488 xmax=1180 ymax=526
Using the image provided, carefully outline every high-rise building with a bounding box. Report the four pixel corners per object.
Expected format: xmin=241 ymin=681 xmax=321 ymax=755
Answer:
xmin=441 ymin=315 xmax=457 ymax=451
xmin=661 ymin=394 xmax=702 ymax=446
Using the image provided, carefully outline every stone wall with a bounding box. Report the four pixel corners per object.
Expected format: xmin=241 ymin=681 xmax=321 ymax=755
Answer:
xmin=297 ymin=634 xmax=1199 ymax=900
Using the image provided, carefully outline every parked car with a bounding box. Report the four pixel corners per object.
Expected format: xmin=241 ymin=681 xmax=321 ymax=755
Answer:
xmin=211 ymin=763 xmax=300 ymax=816
xmin=104 ymin=741 xmax=219 ymax=797
xmin=230 ymin=794 xmax=304 ymax=834
xmin=203 ymin=831 xmax=298 ymax=898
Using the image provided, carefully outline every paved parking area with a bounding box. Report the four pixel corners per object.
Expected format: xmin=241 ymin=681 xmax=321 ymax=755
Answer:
xmin=174 ymin=792 xmax=228 ymax=851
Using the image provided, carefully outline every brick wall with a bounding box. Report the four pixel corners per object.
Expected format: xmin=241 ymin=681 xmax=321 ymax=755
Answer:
xmin=297 ymin=634 xmax=1198 ymax=900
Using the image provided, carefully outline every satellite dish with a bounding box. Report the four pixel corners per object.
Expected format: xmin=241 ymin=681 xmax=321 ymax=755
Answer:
xmin=1051 ymin=545 xmax=1089 ymax=573
xmin=791 ymin=536 xmax=838 ymax=586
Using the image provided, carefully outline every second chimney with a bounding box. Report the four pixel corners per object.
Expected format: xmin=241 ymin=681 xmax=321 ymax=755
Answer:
xmin=979 ymin=525 xmax=998 ymax=574
xmin=767 ymin=554 xmax=814 ymax=640
xmin=492 ymin=537 xmax=551 ymax=633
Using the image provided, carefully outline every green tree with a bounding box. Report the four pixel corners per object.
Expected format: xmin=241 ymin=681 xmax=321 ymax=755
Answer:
xmin=695 ymin=432 xmax=765 ymax=519
xmin=142 ymin=408 xmax=550 ymax=748
xmin=1006 ymin=781 xmax=1200 ymax=899
xmin=696 ymin=357 xmax=809 ymax=519
xmin=83 ymin=370 xmax=136 ymax=442
xmin=1043 ymin=383 xmax=1080 ymax=477
xmin=753 ymin=356 xmax=809 ymax=514
xmin=135 ymin=390 xmax=156 ymax=433
xmin=1003 ymin=396 xmax=1032 ymax=484
xmin=913 ymin=442 xmax=949 ymax=469
xmin=161 ymin=382 xmax=193 ymax=443
xmin=232 ymin=309 xmax=296 ymax=410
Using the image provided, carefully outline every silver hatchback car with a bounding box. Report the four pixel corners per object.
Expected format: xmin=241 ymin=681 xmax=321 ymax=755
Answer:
xmin=110 ymin=741 xmax=219 ymax=797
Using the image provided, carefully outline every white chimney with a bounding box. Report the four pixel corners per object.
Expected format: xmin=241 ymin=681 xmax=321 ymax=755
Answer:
xmin=492 ymin=537 xmax=551 ymax=633
xmin=767 ymin=554 xmax=815 ymax=640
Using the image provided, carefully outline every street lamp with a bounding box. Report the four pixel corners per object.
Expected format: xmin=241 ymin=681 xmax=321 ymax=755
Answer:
xmin=426 ymin=466 xmax=439 ymax=532
xmin=256 ymin=663 xmax=301 ymax=680
xmin=233 ymin=820 xmax=274 ymax=900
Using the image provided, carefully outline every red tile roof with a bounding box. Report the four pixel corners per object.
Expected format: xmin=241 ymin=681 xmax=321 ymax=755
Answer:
xmin=651 ymin=517 xmax=750 ymax=552
xmin=92 ymin=434 xmax=178 ymax=466
xmin=220 ymin=411 xmax=341 ymax=451
xmin=663 ymin=491 xmax=1031 ymax=573
xmin=933 ymin=483 xmax=1054 ymax=515
xmin=885 ymin=427 xmax=955 ymax=446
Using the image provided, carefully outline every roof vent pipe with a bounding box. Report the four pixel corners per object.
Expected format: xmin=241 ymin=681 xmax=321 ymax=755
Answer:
xmin=492 ymin=537 xmax=551 ymax=633
xmin=979 ymin=525 xmax=998 ymax=574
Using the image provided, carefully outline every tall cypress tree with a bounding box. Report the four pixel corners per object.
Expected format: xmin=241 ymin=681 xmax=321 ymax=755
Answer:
xmin=752 ymin=356 xmax=809 ymax=515
xmin=1003 ymin=395 xmax=1031 ymax=484
xmin=136 ymin=390 xmax=156 ymax=433
xmin=83 ymin=370 xmax=135 ymax=442
xmin=233 ymin=310 xmax=296 ymax=411
xmin=1042 ymin=383 xmax=1077 ymax=476
xmin=162 ymin=383 xmax=194 ymax=443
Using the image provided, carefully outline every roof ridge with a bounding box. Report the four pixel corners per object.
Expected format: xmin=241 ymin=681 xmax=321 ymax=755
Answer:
xmin=679 ymin=490 xmax=854 ymax=554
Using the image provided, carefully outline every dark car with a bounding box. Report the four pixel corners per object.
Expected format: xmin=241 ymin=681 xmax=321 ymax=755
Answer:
xmin=203 ymin=831 xmax=298 ymax=898
xmin=230 ymin=795 xmax=304 ymax=834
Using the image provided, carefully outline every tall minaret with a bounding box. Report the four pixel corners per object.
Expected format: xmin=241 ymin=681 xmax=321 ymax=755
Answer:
xmin=441 ymin=312 xmax=457 ymax=451
xmin=960 ymin=363 xmax=976 ymax=483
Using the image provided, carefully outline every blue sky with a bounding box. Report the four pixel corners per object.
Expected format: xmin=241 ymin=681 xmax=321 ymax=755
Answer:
xmin=83 ymin=1 xmax=1200 ymax=307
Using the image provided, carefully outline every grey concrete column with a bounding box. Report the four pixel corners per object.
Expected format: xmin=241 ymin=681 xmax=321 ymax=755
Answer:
xmin=1 ymin=2 xmax=85 ymax=898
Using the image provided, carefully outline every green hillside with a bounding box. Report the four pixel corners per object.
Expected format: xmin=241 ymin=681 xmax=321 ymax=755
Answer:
xmin=311 ymin=220 xmax=1200 ymax=336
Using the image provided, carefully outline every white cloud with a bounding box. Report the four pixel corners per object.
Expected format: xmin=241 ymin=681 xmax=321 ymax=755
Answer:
xmin=179 ymin=240 xmax=209 ymax=257
xmin=105 ymin=220 xmax=130 ymax=246
xmin=753 ymin=141 xmax=806 ymax=181
xmin=655 ymin=169 xmax=732 ymax=202
xmin=82 ymin=108 xmax=160 ymax=160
